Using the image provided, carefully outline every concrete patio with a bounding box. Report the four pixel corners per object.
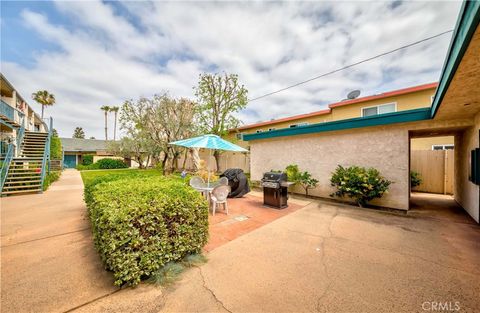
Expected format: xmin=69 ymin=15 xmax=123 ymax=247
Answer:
xmin=1 ymin=170 xmax=479 ymax=312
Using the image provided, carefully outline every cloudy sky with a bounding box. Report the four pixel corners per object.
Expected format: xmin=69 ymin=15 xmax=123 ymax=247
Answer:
xmin=1 ymin=1 xmax=462 ymax=139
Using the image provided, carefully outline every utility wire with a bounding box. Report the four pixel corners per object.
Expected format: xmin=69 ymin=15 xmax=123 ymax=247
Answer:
xmin=248 ymin=29 xmax=454 ymax=102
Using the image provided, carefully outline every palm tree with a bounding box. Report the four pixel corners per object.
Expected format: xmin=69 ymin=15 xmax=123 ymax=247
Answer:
xmin=31 ymin=90 xmax=56 ymax=119
xmin=100 ymin=105 xmax=110 ymax=140
xmin=110 ymin=106 xmax=119 ymax=141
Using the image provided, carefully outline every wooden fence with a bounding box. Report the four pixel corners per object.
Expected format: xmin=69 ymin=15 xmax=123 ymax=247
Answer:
xmin=50 ymin=159 xmax=63 ymax=171
xmin=411 ymin=150 xmax=454 ymax=194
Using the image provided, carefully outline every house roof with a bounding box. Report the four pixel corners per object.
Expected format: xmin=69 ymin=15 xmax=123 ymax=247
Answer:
xmin=60 ymin=138 xmax=112 ymax=152
xmin=237 ymin=82 xmax=438 ymax=131
xmin=243 ymin=1 xmax=480 ymax=142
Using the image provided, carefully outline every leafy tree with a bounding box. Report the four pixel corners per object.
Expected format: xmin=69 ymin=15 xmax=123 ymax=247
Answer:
xmin=72 ymin=127 xmax=85 ymax=139
xmin=100 ymin=105 xmax=110 ymax=140
xmin=52 ymin=128 xmax=59 ymax=137
xmin=108 ymin=136 xmax=150 ymax=169
xmin=119 ymin=94 xmax=196 ymax=173
xmin=110 ymin=106 xmax=120 ymax=141
xmin=194 ymin=72 xmax=248 ymax=170
xmin=89 ymin=136 xmax=96 ymax=139
xmin=31 ymin=90 xmax=55 ymax=119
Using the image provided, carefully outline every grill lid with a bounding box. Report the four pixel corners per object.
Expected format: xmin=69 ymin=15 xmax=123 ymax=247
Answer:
xmin=262 ymin=172 xmax=287 ymax=182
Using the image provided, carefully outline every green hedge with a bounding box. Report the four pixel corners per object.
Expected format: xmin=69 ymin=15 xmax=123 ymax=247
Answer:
xmin=43 ymin=171 xmax=61 ymax=191
xmin=82 ymin=154 xmax=94 ymax=165
xmin=87 ymin=176 xmax=209 ymax=286
xmin=50 ymin=136 xmax=62 ymax=160
xmin=77 ymin=158 xmax=128 ymax=170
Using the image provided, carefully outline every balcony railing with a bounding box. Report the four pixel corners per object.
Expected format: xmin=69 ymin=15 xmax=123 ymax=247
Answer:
xmin=0 ymin=100 xmax=15 ymax=121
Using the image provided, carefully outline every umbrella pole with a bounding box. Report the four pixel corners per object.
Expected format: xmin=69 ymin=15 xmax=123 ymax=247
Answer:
xmin=207 ymin=149 xmax=211 ymax=187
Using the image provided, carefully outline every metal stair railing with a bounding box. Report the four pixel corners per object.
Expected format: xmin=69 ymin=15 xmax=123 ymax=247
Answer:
xmin=39 ymin=117 xmax=53 ymax=192
xmin=0 ymin=143 xmax=14 ymax=193
xmin=16 ymin=113 xmax=25 ymax=156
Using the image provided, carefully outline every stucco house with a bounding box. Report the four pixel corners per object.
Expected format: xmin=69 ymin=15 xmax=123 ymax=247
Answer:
xmin=236 ymin=2 xmax=480 ymax=222
xmin=60 ymin=138 xmax=119 ymax=168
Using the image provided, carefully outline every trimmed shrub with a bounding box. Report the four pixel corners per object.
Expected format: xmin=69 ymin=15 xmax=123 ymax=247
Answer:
xmin=330 ymin=165 xmax=392 ymax=207
xmin=96 ymin=158 xmax=128 ymax=169
xmin=87 ymin=176 xmax=209 ymax=286
xmin=43 ymin=171 xmax=61 ymax=191
xmin=50 ymin=136 xmax=62 ymax=160
xmin=77 ymin=158 xmax=128 ymax=170
xmin=410 ymin=171 xmax=422 ymax=188
xmin=82 ymin=154 xmax=94 ymax=165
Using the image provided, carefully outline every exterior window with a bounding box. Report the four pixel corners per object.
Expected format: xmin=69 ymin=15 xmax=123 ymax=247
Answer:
xmin=362 ymin=103 xmax=396 ymax=117
xmin=289 ymin=122 xmax=309 ymax=128
xmin=268 ymin=128 xmax=276 ymax=131
xmin=236 ymin=133 xmax=244 ymax=140
xmin=432 ymin=144 xmax=454 ymax=150
xmin=256 ymin=130 xmax=263 ymax=133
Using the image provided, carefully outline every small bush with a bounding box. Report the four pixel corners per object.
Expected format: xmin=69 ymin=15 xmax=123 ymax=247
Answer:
xmin=96 ymin=158 xmax=128 ymax=169
xmin=296 ymin=171 xmax=319 ymax=196
xmin=77 ymin=158 xmax=128 ymax=170
xmin=330 ymin=165 xmax=392 ymax=207
xmin=88 ymin=176 xmax=208 ymax=286
xmin=410 ymin=171 xmax=422 ymax=188
xmin=285 ymin=164 xmax=300 ymax=181
xmin=82 ymin=155 xmax=94 ymax=165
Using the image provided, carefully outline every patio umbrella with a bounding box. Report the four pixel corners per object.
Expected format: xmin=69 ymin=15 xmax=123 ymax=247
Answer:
xmin=169 ymin=134 xmax=248 ymax=186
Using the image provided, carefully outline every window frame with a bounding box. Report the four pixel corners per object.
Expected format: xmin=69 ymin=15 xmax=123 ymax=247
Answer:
xmin=361 ymin=102 xmax=397 ymax=117
xmin=432 ymin=144 xmax=454 ymax=150
xmin=289 ymin=122 xmax=309 ymax=128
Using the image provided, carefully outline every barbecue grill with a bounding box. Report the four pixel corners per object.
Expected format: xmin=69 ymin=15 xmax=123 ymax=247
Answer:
xmin=261 ymin=172 xmax=289 ymax=209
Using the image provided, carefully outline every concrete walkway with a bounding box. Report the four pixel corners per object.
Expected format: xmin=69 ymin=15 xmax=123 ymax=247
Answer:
xmin=2 ymin=174 xmax=480 ymax=312
xmin=1 ymin=169 xmax=117 ymax=313
xmin=75 ymin=193 xmax=480 ymax=313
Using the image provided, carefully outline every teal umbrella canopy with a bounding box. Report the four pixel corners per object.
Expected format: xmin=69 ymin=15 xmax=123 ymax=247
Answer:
xmin=169 ymin=134 xmax=248 ymax=152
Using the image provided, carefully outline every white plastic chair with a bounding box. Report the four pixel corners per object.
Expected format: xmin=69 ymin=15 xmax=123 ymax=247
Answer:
xmin=190 ymin=176 xmax=207 ymax=197
xmin=210 ymin=185 xmax=231 ymax=216
xmin=217 ymin=177 xmax=229 ymax=186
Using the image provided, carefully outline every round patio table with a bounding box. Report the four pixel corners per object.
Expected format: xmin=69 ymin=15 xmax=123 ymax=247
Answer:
xmin=195 ymin=186 xmax=215 ymax=202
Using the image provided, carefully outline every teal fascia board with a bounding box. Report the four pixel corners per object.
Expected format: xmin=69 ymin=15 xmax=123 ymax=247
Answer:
xmin=244 ymin=108 xmax=432 ymax=141
xmin=431 ymin=0 xmax=480 ymax=118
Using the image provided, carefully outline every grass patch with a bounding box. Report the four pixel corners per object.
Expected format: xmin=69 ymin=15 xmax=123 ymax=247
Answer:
xmin=147 ymin=254 xmax=207 ymax=286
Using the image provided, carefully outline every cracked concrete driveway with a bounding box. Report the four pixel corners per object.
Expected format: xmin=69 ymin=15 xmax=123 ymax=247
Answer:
xmin=76 ymin=194 xmax=480 ymax=313
xmin=2 ymin=169 xmax=479 ymax=313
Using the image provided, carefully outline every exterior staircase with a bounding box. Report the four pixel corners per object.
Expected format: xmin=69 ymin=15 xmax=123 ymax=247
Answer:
xmin=1 ymin=131 xmax=48 ymax=196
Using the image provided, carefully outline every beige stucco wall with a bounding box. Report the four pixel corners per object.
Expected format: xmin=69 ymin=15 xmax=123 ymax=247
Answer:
xmin=331 ymin=89 xmax=434 ymax=120
xmin=411 ymin=136 xmax=454 ymax=150
xmin=250 ymin=118 xmax=474 ymax=211
xmin=454 ymin=112 xmax=480 ymax=223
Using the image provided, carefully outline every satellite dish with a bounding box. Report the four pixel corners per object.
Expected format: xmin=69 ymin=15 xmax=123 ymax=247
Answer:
xmin=347 ymin=90 xmax=361 ymax=100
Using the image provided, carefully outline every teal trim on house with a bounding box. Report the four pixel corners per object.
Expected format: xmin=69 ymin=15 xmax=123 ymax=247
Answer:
xmin=431 ymin=0 xmax=480 ymax=118
xmin=244 ymin=108 xmax=431 ymax=141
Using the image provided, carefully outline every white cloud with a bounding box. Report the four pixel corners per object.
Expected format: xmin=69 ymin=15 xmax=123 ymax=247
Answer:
xmin=1 ymin=0 xmax=462 ymax=138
